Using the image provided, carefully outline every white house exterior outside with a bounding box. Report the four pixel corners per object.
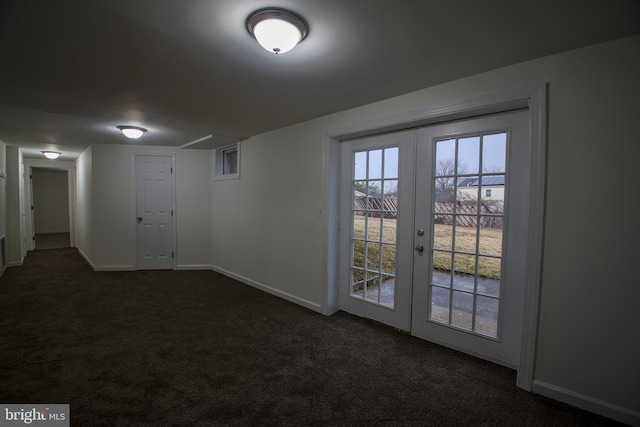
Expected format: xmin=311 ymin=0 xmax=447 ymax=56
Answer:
xmin=457 ymin=176 xmax=505 ymax=206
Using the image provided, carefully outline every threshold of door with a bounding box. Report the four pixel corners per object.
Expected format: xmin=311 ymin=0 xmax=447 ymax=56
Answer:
xmin=341 ymin=311 xmax=410 ymax=335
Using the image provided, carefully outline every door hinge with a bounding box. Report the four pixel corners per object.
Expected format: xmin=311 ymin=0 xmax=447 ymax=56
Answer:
xmin=171 ymin=210 xmax=174 ymax=216
xmin=171 ymin=167 xmax=173 ymax=174
xmin=172 ymin=252 xmax=174 ymax=259
xmin=32 ymin=236 xmax=35 ymax=241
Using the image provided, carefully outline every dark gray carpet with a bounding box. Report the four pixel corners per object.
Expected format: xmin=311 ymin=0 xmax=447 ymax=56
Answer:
xmin=0 ymin=248 xmax=622 ymax=426
xmin=35 ymin=232 xmax=70 ymax=250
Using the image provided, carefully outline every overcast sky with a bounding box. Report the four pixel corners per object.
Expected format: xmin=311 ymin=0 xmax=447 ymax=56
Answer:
xmin=353 ymin=132 xmax=507 ymax=183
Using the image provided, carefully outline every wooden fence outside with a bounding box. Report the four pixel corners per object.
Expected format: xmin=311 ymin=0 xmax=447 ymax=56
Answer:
xmin=434 ymin=201 xmax=504 ymax=229
xmin=354 ymin=196 xmax=503 ymax=228
xmin=353 ymin=196 xmax=398 ymax=219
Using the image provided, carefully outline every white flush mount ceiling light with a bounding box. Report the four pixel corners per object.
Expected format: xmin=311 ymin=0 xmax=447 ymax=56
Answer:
xmin=117 ymin=125 xmax=147 ymax=139
xmin=42 ymin=151 xmax=61 ymax=159
xmin=247 ymin=8 xmax=308 ymax=54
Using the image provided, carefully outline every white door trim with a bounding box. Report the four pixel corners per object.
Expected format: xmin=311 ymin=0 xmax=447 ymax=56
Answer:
xmin=133 ymin=152 xmax=177 ymax=271
xmin=322 ymin=84 xmax=547 ymax=390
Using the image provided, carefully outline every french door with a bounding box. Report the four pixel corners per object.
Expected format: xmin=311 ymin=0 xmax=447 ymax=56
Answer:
xmin=340 ymin=110 xmax=530 ymax=368
xmin=339 ymin=130 xmax=415 ymax=331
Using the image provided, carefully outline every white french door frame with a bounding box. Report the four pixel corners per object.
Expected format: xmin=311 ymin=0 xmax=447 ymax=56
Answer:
xmin=133 ymin=152 xmax=177 ymax=271
xmin=322 ymin=85 xmax=547 ymax=390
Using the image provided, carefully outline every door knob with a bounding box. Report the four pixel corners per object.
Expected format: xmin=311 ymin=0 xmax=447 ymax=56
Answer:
xmin=137 ymin=217 xmax=143 ymax=223
xmin=414 ymin=244 xmax=424 ymax=253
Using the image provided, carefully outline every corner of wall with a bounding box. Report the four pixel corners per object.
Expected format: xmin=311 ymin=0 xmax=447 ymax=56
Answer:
xmin=532 ymin=381 xmax=640 ymax=426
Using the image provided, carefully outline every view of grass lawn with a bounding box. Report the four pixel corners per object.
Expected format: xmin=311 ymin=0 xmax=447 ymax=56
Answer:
xmin=352 ymin=216 xmax=397 ymax=285
xmin=352 ymin=216 xmax=502 ymax=282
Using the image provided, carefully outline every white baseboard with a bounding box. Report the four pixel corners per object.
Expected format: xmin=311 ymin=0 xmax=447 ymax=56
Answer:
xmin=177 ymin=264 xmax=213 ymax=271
xmin=6 ymin=260 xmax=23 ymax=268
xmin=211 ymin=264 xmax=323 ymax=314
xmin=75 ymin=249 xmax=135 ymax=271
xmin=67 ymin=255 xmax=324 ymax=313
xmin=532 ymin=380 xmax=640 ymax=426
xmin=76 ymin=248 xmax=95 ymax=270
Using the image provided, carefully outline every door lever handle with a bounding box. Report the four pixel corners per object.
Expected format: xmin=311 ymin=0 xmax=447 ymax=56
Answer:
xmin=137 ymin=217 xmax=143 ymax=223
xmin=414 ymin=244 xmax=424 ymax=253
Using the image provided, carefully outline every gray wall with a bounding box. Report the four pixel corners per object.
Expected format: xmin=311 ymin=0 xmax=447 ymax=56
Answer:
xmin=75 ymin=147 xmax=93 ymax=263
xmin=32 ymin=168 xmax=69 ymax=234
xmin=5 ymin=146 xmax=25 ymax=265
xmin=74 ymin=144 xmax=212 ymax=270
xmin=0 ymin=140 xmax=5 ymax=275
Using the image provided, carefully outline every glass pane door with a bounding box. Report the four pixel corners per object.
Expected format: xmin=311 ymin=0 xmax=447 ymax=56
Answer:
xmin=350 ymin=147 xmax=399 ymax=308
xmin=430 ymin=133 xmax=506 ymax=337
xmin=411 ymin=110 xmax=530 ymax=368
xmin=339 ymin=129 xmax=415 ymax=331
xmin=339 ymin=110 xmax=530 ymax=365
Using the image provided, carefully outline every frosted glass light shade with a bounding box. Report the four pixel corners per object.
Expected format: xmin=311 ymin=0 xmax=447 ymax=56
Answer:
xmin=247 ymin=8 xmax=308 ymax=54
xmin=42 ymin=151 xmax=61 ymax=159
xmin=253 ymin=19 xmax=301 ymax=54
xmin=117 ymin=125 xmax=147 ymax=139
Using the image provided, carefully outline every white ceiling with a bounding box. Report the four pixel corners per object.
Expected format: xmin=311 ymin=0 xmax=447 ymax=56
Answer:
xmin=1 ymin=0 xmax=638 ymax=160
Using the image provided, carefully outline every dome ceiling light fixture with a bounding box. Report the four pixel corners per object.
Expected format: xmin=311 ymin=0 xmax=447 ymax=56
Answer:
xmin=246 ymin=8 xmax=309 ymax=54
xmin=117 ymin=125 xmax=147 ymax=139
xmin=42 ymin=151 xmax=61 ymax=159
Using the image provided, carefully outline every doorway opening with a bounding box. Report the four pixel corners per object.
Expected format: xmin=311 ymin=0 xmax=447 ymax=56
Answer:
xmin=31 ymin=167 xmax=71 ymax=250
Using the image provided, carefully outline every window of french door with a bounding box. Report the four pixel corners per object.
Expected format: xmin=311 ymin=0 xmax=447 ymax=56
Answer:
xmin=350 ymin=146 xmax=399 ymax=309
xmin=429 ymin=132 xmax=507 ymax=338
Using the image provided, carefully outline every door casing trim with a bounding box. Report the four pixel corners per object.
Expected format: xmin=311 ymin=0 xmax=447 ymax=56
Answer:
xmin=322 ymin=84 xmax=547 ymax=391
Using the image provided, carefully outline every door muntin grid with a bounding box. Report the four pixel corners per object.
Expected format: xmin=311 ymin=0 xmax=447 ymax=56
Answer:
xmin=429 ymin=132 xmax=507 ymax=338
xmin=351 ymin=147 xmax=399 ymax=309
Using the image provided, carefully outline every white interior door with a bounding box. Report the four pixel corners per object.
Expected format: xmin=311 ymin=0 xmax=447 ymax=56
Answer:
xmin=135 ymin=155 xmax=174 ymax=270
xmin=339 ymin=130 xmax=415 ymax=331
xmin=411 ymin=110 xmax=530 ymax=368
